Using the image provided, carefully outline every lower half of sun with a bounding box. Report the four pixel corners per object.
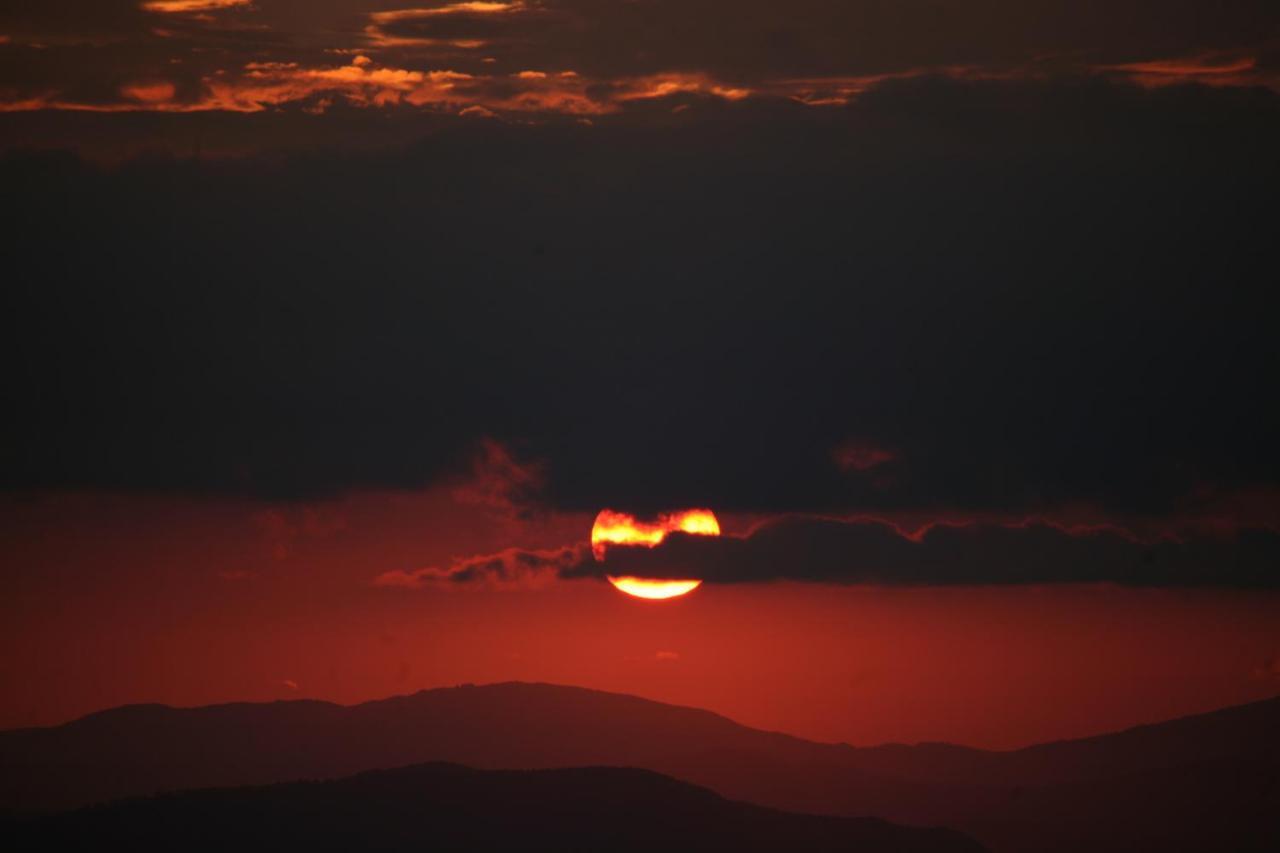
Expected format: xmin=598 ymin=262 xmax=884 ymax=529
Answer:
xmin=590 ymin=508 xmax=719 ymax=600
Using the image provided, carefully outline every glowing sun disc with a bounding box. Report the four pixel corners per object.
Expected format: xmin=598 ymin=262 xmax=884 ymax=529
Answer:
xmin=607 ymin=576 xmax=703 ymax=600
xmin=590 ymin=508 xmax=720 ymax=560
xmin=591 ymin=508 xmax=719 ymax=600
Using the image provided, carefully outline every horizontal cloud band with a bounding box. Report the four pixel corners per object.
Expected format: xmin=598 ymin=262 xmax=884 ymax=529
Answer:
xmin=580 ymin=518 xmax=1280 ymax=587
xmin=379 ymin=517 xmax=1280 ymax=589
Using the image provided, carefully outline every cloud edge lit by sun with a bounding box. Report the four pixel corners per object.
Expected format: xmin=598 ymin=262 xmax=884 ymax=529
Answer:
xmin=591 ymin=508 xmax=719 ymax=600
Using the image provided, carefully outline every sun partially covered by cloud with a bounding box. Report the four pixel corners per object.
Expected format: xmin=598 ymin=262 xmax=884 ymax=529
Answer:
xmin=590 ymin=508 xmax=721 ymax=561
xmin=370 ymin=508 xmax=1280 ymax=592
xmin=594 ymin=515 xmax=1280 ymax=588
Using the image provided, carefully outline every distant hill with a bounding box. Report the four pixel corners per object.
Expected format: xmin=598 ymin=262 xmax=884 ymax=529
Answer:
xmin=2 ymin=682 xmax=1277 ymax=851
xmin=3 ymin=762 xmax=983 ymax=853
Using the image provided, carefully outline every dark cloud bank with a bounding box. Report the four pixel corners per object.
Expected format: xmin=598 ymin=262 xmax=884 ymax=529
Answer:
xmin=401 ymin=516 xmax=1280 ymax=589
xmin=3 ymin=76 xmax=1280 ymax=532
xmin=581 ymin=517 xmax=1280 ymax=588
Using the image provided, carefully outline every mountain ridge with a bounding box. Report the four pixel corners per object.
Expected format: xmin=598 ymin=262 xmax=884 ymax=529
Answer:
xmin=3 ymin=761 xmax=986 ymax=853
xmin=26 ymin=680 xmax=1280 ymax=758
xmin=3 ymin=681 xmax=1277 ymax=852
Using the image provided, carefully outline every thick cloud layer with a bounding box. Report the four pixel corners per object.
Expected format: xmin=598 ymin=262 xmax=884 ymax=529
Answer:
xmin=3 ymin=76 xmax=1280 ymax=525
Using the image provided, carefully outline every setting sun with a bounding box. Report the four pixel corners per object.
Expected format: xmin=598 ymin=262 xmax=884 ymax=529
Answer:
xmin=591 ymin=508 xmax=720 ymax=599
xmin=605 ymin=577 xmax=703 ymax=600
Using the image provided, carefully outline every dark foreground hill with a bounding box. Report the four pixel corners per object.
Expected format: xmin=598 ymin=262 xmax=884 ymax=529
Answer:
xmin=2 ymin=683 xmax=1277 ymax=851
xmin=4 ymin=762 xmax=983 ymax=853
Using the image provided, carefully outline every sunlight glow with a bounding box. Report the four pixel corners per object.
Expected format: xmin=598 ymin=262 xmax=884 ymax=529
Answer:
xmin=591 ymin=508 xmax=719 ymax=600
xmin=605 ymin=576 xmax=703 ymax=600
xmin=590 ymin=508 xmax=720 ymax=560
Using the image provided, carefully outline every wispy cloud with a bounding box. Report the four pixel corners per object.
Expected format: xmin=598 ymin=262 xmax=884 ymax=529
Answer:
xmin=375 ymin=544 xmax=587 ymax=590
xmin=141 ymin=0 xmax=252 ymax=13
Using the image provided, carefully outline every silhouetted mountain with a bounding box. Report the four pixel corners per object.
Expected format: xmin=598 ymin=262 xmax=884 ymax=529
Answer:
xmin=3 ymin=763 xmax=983 ymax=853
xmin=2 ymin=683 xmax=1277 ymax=851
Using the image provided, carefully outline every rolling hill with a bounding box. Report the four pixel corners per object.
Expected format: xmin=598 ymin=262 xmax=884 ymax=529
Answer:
xmin=2 ymin=682 xmax=1277 ymax=851
xmin=4 ymin=762 xmax=983 ymax=853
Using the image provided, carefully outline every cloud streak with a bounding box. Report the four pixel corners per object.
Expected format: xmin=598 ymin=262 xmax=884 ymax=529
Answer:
xmin=141 ymin=0 xmax=252 ymax=13
xmin=374 ymin=515 xmax=1280 ymax=590
xmin=582 ymin=516 xmax=1280 ymax=588
xmin=375 ymin=544 xmax=587 ymax=590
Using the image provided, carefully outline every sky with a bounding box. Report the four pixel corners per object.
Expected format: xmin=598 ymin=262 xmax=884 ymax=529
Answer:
xmin=2 ymin=1 xmax=1279 ymax=748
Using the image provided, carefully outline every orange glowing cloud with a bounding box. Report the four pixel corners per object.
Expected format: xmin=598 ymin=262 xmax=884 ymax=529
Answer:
xmin=141 ymin=0 xmax=252 ymax=13
xmin=121 ymin=81 xmax=177 ymax=103
xmin=365 ymin=3 xmax=525 ymax=47
xmin=203 ymin=59 xmax=459 ymax=112
xmin=613 ymin=73 xmax=752 ymax=103
xmin=371 ymin=2 xmax=524 ymax=19
xmin=592 ymin=508 xmax=720 ymax=600
xmin=1099 ymin=54 xmax=1268 ymax=89
xmin=0 ymin=56 xmax=615 ymax=116
xmin=590 ymin=508 xmax=721 ymax=560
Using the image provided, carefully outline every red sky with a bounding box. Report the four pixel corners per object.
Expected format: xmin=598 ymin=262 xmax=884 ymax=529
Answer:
xmin=4 ymin=489 xmax=1278 ymax=749
xmin=3 ymin=1 xmax=1279 ymax=757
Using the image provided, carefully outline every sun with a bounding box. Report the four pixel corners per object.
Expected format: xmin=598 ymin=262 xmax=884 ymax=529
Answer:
xmin=591 ymin=508 xmax=720 ymax=600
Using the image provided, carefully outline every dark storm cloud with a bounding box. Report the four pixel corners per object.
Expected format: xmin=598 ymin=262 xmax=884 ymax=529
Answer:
xmin=576 ymin=517 xmax=1280 ymax=588
xmin=2 ymin=76 xmax=1279 ymax=525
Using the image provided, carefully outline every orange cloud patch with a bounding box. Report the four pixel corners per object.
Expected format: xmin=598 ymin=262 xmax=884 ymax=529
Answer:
xmin=1 ymin=59 xmax=460 ymax=115
xmin=201 ymin=59 xmax=449 ymax=112
xmin=121 ymin=81 xmax=177 ymax=103
xmin=141 ymin=0 xmax=252 ymax=13
xmin=0 ymin=57 xmax=617 ymax=116
xmin=1100 ymin=54 xmax=1268 ymax=89
xmin=372 ymin=2 xmax=524 ymax=18
xmin=615 ymin=73 xmax=752 ymax=102
xmin=365 ymin=3 xmax=526 ymax=47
